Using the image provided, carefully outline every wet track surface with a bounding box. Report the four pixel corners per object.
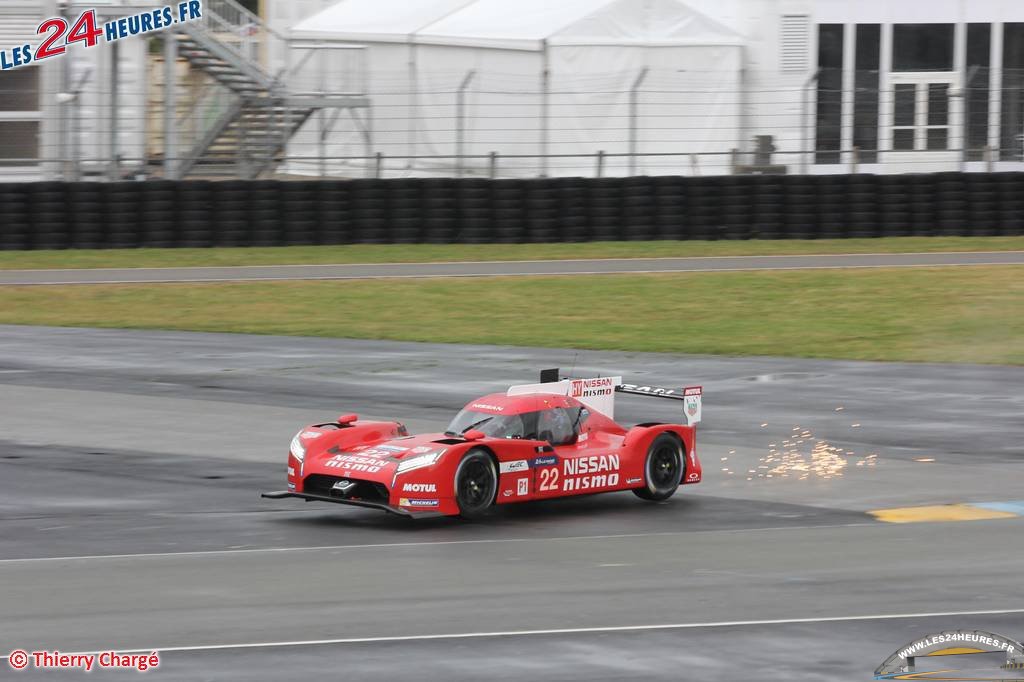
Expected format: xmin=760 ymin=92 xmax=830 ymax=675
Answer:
xmin=1 ymin=250 xmax=1022 ymax=285
xmin=0 ymin=326 xmax=1022 ymax=680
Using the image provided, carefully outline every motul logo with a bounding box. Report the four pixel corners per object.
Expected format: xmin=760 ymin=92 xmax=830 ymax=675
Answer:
xmin=403 ymin=483 xmax=437 ymax=493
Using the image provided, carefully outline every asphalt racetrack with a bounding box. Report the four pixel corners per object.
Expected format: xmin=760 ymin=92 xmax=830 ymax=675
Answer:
xmin=1 ymin=326 xmax=1022 ymax=680
xmin=2 ymin=250 xmax=1022 ymax=284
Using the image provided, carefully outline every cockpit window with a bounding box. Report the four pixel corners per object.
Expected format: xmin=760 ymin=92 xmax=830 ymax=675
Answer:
xmin=446 ymin=407 xmax=582 ymax=445
xmin=445 ymin=409 xmax=537 ymax=440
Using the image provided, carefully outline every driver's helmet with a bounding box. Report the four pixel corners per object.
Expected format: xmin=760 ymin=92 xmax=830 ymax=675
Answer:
xmin=538 ymin=408 xmax=572 ymax=443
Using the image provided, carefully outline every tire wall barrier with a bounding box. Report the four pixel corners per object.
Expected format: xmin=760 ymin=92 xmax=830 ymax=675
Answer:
xmin=1 ymin=173 xmax=1022 ymax=250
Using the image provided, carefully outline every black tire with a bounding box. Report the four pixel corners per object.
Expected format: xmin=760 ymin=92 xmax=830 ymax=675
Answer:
xmin=454 ymin=449 xmax=497 ymax=519
xmin=633 ymin=433 xmax=683 ymax=502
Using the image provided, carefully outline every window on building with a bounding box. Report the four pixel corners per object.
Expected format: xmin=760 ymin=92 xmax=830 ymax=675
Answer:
xmin=892 ymin=84 xmax=916 ymax=150
xmin=0 ymin=67 xmax=40 ymax=166
xmin=815 ymin=24 xmax=844 ymax=164
xmin=965 ymin=23 xmax=991 ymax=160
xmin=853 ymin=24 xmax=881 ymax=163
xmin=889 ymin=80 xmax=953 ymax=152
xmin=1001 ymin=23 xmax=1024 ymax=160
xmin=892 ymin=24 xmax=954 ymax=72
xmin=927 ymin=83 xmax=950 ymax=149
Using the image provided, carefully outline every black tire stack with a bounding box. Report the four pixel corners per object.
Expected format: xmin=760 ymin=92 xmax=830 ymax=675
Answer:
xmin=281 ymin=181 xmax=318 ymax=246
xmin=421 ymin=178 xmax=457 ymax=244
xmin=588 ymin=178 xmax=623 ymax=242
xmin=653 ymin=176 xmax=687 ymax=241
xmin=783 ymin=175 xmax=818 ymax=240
xmin=556 ymin=177 xmax=590 ymax=242
xmin=72 ymin=182 xmax=110 ymax=248
xmin=387 ymin=178 xmax=422 ymax=244
xmin=213 ymin=180 xmax=251 ymax=247
xmin=880 ymin=174 xmax=912 ymax=237
xmin=29 ymin=182 xmax=69 ymax=250
xmin=934 ymin=171 xmax=967 ymax=237
xmin=622 ymin=176 xmax=657 ymax=241
xmin=349 ymin=179 xmax=388 ymax=243
xmin=455 ymin=178 xmax=490 ymax=244
xmin=525 ymin=179 xmax=559 ymax=243
xmin=491 ymin=179 xmax=527 ymax=243
xmin=996 ymin=172 xmax=1024 ymax=236
xmin=965 ymin=172 xmax=999 ymax=236
xmin=178 ymin=181 xmax=215 ymax=248
xmin=721 ymin=175 xmax=755 ymax=240
xmin=753 ymin=176 xmax=785 ymax=239
xmin=101 ymin=182 xmax=140 ymax=249
xmin=816 ymin=175 xmax=847 ymax=239
xmin=318 ymin=181 xmax=350 ymax=245
xmin=686 ymin=177 xmax=723 ymax=240
xmin=1 ymin=173 xmax=1020 ymax=252
xmin=846 ymin=174 xmax=879 ymax=238
xmin=909 ymin=174 xmax=937 ymax=237
xmin=249 ymin=180 xmax=282 ymax=246
xmin=0 ymin=183 xmax=32 ymax=250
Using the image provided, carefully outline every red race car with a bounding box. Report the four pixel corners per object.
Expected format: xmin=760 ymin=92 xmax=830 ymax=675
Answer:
xmin=262 ymin=369 xmax=703 ymax=518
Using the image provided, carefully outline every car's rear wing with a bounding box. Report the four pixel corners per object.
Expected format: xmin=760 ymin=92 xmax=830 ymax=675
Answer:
xmin=617 ymin=381 xmax=702 ymax=426
xmin=508 ymin=368 xmax=701 ymax=425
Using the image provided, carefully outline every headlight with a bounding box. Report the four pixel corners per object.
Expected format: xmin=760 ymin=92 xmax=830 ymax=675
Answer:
xmin=396 ymin=451 xmax=443 ymax=474
xmin=289 ymin=432 xmax=307 ymax=462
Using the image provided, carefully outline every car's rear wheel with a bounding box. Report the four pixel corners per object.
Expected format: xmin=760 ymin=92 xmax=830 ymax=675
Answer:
xmin=455 ymin=449 xmax=497 ymax=519
xmin=633 ymin=433 xmax=683 ymax=502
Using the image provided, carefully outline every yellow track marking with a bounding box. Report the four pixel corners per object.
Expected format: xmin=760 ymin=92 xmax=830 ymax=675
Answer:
xmin=870 ymin=504 xmax=1018 ymax=524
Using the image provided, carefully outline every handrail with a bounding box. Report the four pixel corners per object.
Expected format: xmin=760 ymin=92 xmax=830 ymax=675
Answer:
xmin=189 ymin=0 xmax=290 ymax=90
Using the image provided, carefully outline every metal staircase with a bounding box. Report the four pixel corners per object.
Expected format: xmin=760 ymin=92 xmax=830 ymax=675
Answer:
xmin=171 ymin=0 xmax=368 ymax=178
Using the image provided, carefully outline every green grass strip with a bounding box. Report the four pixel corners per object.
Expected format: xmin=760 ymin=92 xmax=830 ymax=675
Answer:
xmin=0 ymin=236 xmax=1021 ymax=270
xmin=1 ymin=266 xmax=1020 ymax=364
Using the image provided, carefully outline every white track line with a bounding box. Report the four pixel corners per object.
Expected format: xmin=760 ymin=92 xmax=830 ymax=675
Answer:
xmin=7 ymin=261 xmax=1023 ymax=285
xmin=0 ymin=523 xmax=875 ymax=565
xmin=4 ymin=608 xmax=1024 ymax=659
xmin=5 ymin=250 xmax=1023 ymax=274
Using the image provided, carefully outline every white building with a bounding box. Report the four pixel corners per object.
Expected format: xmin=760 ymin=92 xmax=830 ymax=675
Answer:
xmin=268 ymin=0 xmax=1024 ymax=176
xmin=0 ymin=1 xmax=148 ymax=181
xmin=280 ymin=0 xmax=743 ymax=177
xmin=3 ymin=0 xmax=1024 ymax=178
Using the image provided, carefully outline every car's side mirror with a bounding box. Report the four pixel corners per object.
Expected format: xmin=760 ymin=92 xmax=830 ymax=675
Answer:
xmin=463 ymin=429 xmax=486 ymax=441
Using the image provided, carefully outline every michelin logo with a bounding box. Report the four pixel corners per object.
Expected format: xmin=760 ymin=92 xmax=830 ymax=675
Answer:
xmin=400 ymin=498 xmax=439 ymax=508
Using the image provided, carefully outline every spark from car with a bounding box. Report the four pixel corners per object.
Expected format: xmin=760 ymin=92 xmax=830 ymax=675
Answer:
xmin=721 ymin=421 xmax=879 ymax=480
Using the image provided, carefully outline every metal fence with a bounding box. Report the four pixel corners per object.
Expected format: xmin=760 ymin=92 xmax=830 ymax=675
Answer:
xmin=3 ymin=65 xmax=1024 ymax=180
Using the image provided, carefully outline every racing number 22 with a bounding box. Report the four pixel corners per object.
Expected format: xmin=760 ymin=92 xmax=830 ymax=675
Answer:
xmin=36 ymin=10 xmax=102 ymax=61
xmin=538 ymin=467 xmax=559 ymax=492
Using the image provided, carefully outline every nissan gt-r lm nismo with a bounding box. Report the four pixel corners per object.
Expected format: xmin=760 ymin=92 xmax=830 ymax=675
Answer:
xmin=262 ymin=370 xmax=703 ymax=519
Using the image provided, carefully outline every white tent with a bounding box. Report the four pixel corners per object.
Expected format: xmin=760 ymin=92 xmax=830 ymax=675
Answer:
xmin=288 ymin=0 xmax=745 ymax=177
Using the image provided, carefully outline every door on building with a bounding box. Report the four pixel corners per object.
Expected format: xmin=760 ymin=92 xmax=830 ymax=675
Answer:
xmin=887 ymin=73 xmax=960 ymax=153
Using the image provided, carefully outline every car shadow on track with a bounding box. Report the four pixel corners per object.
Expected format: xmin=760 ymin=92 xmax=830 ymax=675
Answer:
xmin=260 ymin=490 xmax=804 ymax=537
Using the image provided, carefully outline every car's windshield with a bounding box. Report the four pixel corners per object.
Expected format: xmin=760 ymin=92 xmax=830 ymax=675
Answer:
xmin=445 ymin=409 xmax=535 ymax=440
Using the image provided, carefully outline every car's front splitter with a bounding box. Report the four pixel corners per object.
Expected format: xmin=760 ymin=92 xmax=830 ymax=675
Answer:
xmin=261 ymin=490 xmax=446 ymax=518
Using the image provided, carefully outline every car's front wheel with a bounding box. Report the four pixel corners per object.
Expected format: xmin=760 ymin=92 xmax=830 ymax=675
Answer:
xmin=633 ymin=433 xmax=683 ymax=502
xmin=454 ymin=449 xmax=497 ymax=519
